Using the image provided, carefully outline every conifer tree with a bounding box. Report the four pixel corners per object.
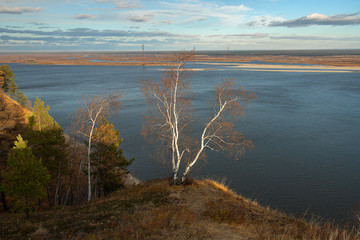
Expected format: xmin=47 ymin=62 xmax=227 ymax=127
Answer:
xmin=0 ymin=89 xmax=29 ymax=211
xmin=91 ymin=117 xmax=133 ymax=197
xmin=26 ymin=98 xmax=68 ymax=206
xmin=31 ymin=97 xmax=55 ymax=131
xmin=0 ymin=64 xmax=16 ymax=95
xmin=0 ymin=64 xmax=28 ymax=106
xmin=1 ymin=135 xmax=50 ymax=218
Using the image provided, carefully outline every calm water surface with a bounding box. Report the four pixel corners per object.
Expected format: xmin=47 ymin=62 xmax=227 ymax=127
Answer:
xmin=9 ymin=63 xmax=360 ymax=222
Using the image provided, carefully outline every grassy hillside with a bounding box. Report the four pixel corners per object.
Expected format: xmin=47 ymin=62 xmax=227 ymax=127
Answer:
xmin=0 ymin=92 xmax=32 ymax=160
xmin=0 ymin=92 xmax=31 ymax=118
xmin=1 ymin=178 xmax=358 ymax=240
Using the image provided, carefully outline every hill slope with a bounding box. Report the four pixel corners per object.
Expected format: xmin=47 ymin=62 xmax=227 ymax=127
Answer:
xmin=1 ymin=178 xmax=357 ymax=240
xmin=0 ymin=92 xmax=31 ymax=160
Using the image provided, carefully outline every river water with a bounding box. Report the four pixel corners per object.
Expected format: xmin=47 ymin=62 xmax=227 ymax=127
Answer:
xmin=8 ymin=62 xmax=360 ymax=222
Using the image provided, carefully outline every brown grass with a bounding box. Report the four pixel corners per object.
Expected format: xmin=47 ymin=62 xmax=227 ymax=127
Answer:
xmin=0 ymin=52 xmax=359 ymax=67
xmin=0 ymin=178 xmax=359 ymax=240
xmin=202 ymin=179 xmax=359 ymax=240
xmin=0 ymin=92 xmax=32 ymax=120
xmin=0 ymin=93 xmax=32 ymax=165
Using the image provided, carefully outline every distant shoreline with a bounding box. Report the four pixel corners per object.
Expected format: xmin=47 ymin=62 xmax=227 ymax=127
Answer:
xmin=1 ymin=52 xmax=359 ymax=71
xmin=2 ymin=49 xmax=360 ymax=56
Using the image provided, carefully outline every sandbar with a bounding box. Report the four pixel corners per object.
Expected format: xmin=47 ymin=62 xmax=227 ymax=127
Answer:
xmin=199 ymin=62 xmax=360 ymax=73
xmin=240 ymin=69 xmax=355 ymax=73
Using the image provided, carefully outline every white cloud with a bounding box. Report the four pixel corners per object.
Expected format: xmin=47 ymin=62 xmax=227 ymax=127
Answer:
xmin=217 ymin=5 xmax=252 ymax=13
xmin=127 ymin=14 xmax=153 ymax=22
xmin=161 ymin=19 xmax=173 ymax=24
xmin=0 ymin=6 xmax=42 ymax=14
xmin=75 ymin=14 xmax=97 ymax=20
xmin=94 ymin=0 xmax=112 ymax=3
xmin=116 ymin=1 xmax=142 ymax=9
xmin=156 ymin=1 xmax=252 ymax=25
xmin=247 ymin=16 xmax=286 ymax=27
xmin=88 ymin=1 xmax=252 ymax=26
xmin=270 ymin=12 xmax=360 ymax=27
xmin=230 ymin=33 xmax=269 ymax=38
xmin=209 ymin=33 xmax=269 ymax=38
xmin=160 ymin=1 xmax=251 ymax=15
xmin=94 ymin=0 xmax=143 ymax=9
xmin=177 ymin=16 xmax=208 ymax=24
xmin=271 ymin=34 xmax=360 ymax=41
xmin=305 ymin=13 xmax=328 ymax=20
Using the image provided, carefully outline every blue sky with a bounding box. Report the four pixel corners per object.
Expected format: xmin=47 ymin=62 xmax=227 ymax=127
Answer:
xmin=0 ymin=0 xmax=359 ymax=51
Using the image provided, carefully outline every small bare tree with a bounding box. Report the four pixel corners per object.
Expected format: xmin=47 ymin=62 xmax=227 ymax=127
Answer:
xmin=72 ymin=92 xmax=121 ymax=201
xmin=141 ymin=52 xmax=256 ymax=184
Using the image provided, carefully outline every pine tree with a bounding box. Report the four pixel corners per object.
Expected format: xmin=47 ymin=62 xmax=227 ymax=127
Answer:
xmin=1 ymin=135 xmax=50 ymax=218
xmin=0 ymin=91 xmax=29 ymax=211
xmin=30 ymin=97 xmax=55 ymax=131
xmin=91 ymin=117 xmax=134 ymax=197
xmin=0 ymin=64 xmax=16 ymax=95
xmin=0 ymin=64 xmax=28 ymax=106
xmin=14 ymin=90 xmax=28 ymax=107
xmin=26 ymin=98 xmax=68 ymax=206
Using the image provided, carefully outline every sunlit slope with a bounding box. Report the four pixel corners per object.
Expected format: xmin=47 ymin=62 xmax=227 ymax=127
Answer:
xmin=2 ymin=178 xmax=356 ymax=240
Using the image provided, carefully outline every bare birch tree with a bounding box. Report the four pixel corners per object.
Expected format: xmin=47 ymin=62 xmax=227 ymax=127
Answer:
xmin=72 ymin=92 xmax=121 ymax=201
xmin=141 ymin=51 xmax=256 ymax=184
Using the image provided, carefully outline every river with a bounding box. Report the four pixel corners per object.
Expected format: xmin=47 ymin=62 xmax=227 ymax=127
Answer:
xmin=8 ymin=62 xmax=360 ymax=222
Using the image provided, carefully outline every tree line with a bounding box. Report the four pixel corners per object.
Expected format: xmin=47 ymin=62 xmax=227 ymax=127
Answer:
xmin=0 ymin=52 xmax=255 ymax=217
xmin=0 ymin=64 xmax=133 ymax=217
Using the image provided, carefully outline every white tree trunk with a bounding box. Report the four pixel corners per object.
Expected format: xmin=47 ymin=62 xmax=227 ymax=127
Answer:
xmin=181 ymin=100 xmax=229 ymax=183
xmin=171 ymin=63 xmax=182 ymax=184
xmin=87 ymin=120 xmax=96 ymax=201
xmin=87 ymin=130 xmax=92 ymax=201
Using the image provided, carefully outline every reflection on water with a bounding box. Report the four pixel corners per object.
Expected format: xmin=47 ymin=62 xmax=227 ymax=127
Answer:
xmin=10 ymin=63 xmax=360 ymax=222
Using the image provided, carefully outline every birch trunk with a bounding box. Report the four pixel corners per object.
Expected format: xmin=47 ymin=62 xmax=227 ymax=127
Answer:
xmin=87 ymin=125 xmax=94 ymax=201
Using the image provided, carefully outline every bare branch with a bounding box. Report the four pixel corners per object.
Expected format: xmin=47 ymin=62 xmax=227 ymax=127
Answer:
xmin=70 ymin=92 xmax=122 ymax=200
xmin=141 ymin=51 xmax=255 ymax=184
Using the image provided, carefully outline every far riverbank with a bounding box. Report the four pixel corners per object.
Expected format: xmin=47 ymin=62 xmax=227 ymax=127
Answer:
xmin=1 ymin=50 xmax=360 ymax=68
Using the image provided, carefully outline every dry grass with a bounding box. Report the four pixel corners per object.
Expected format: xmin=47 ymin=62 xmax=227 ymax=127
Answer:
xmin=0 ymin=93 xmax=32 ymax=165
xmin=0 ymin=93 xmax=32 ymax=118
xmin=1 ymin=178 xmax=359 ymax=240
xmin=1 ymin=52 xmax=359 ymax=67
xmin=201 ymin=179 xmax=360 ymax=240
xmin=0 ymin=179 xmax=208 ymax=239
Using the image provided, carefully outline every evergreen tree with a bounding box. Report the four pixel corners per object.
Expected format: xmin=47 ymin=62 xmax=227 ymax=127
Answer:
xmin=91 ymin=117 xmax=134 ymax=197
xmin=0 ymin=64 xmax=28 ymax=106
xmin=1 ymin=135 xmax=50 ymax=218
xmin=30 ymin=97 xmax=55 ymax=131
xmin=14 ymin=90 xmax=28 ymax=107
xmin=26 ymin=98 xmax=68 ymax=206
xmin=0 ymin=64 xmax=16 ymax=95
xmin=0 ymin=91 xmax=29 ymax=211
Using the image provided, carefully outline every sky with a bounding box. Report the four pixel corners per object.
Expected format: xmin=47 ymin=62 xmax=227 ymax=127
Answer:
xmin=0 ymin=0 xmax=359 ymax=51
